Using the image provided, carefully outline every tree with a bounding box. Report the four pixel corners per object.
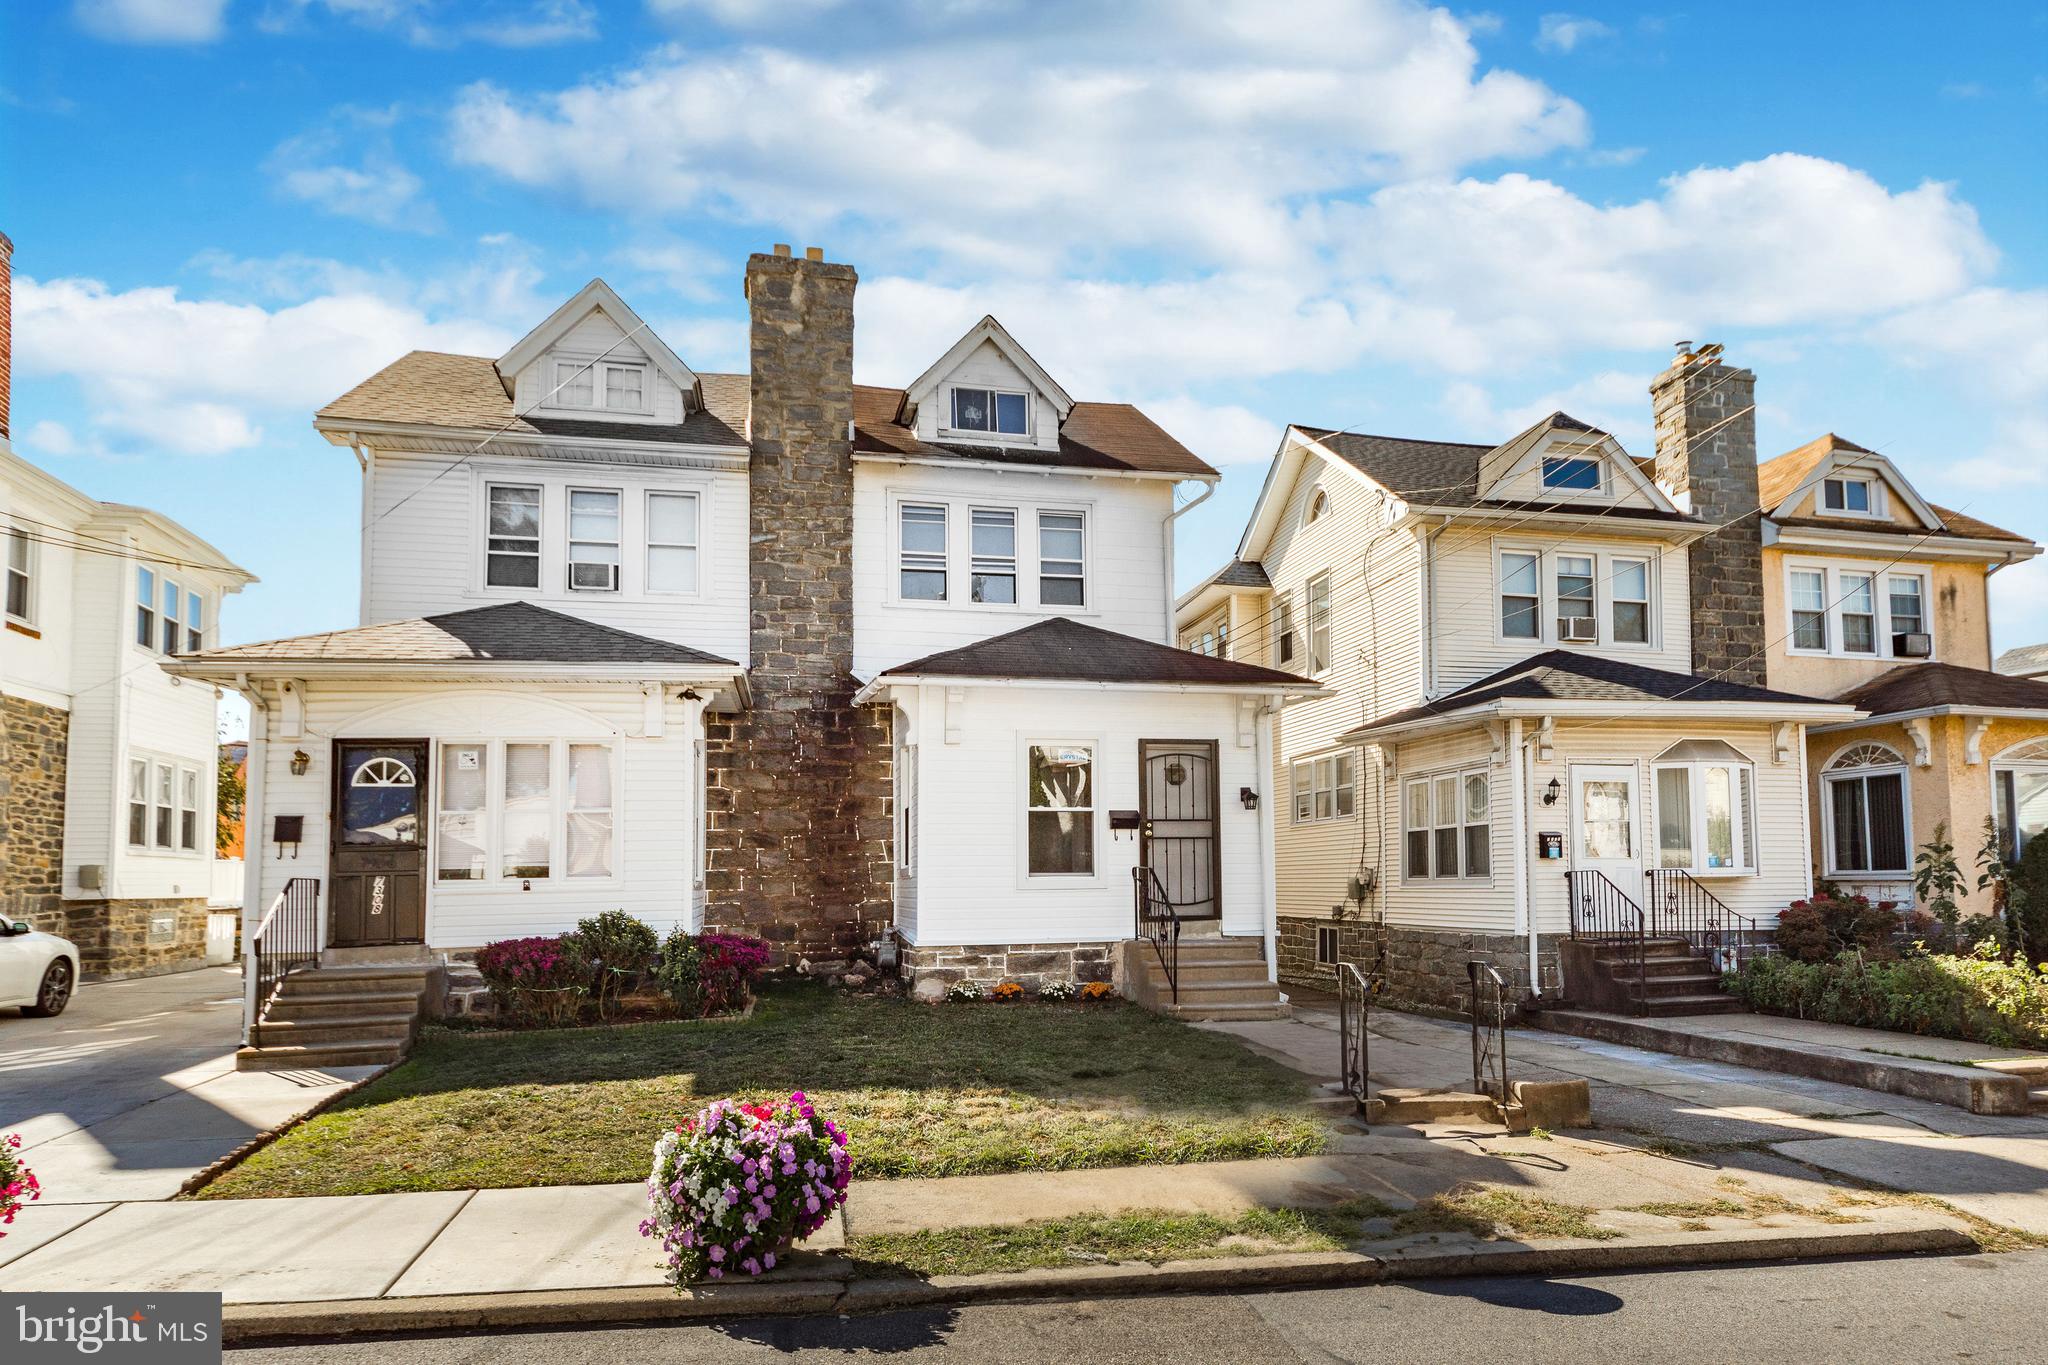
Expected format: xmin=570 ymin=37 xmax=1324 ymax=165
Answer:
xmin=1975 ymin=816 xmax=2028 ymax=966
xmin=216 ymin=749 xmax=246 ymax=855
xmin=1913 ymin=821 xmax=1966 ymax=939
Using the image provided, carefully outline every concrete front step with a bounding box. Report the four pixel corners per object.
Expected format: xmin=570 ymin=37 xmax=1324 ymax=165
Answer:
xmin=235 ymin=1039 xmax=407 ymax=1070
xmin=240 ymin=964 xmax=433 ymax=1071
xmin=266 ymin=990 xmax=429 ymax=1021
xmin=279 ymin=967 xmax=433 ymax=996
xmin=1377 ymin=1088 xmax=1497 ymax=1123
xmin=1630 ymin=994 xmax=1747 ymax=1017
xmin=247 ymin=1014 xmax=418 ymax=1046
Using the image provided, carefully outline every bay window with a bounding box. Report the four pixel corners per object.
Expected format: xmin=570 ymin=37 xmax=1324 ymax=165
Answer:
xmin=435 ymin=739 xmax=619 ymax=883
xmin=1652 ymin=743 xmax=1757 ymax=874
xmin=1823 ymin=743 xmax=1909 ymax=876
xmin=486 ymin=484 xmax=543 ymax=588
xmin=900 ymin=504 xmax=948 ymax=601
xmin=1038 ymin=511 xmax=1086 ymax=606
xmin=1026 ymin=742 xmax=1095 ymax=877
xmin=646 ymin=491 xmax=700 ymax=593
xmin=1291 ymin=752 xmax=1355 ymax=824
xmin=1403 ymin=767 xmax=1490 ymax=880
xmin=970 ymin=508 xmax=1017 ymax=604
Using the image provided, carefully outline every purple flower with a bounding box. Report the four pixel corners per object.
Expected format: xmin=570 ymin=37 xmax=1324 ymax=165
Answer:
xmin=709 ymin=1245 xmax=725 ymax=1263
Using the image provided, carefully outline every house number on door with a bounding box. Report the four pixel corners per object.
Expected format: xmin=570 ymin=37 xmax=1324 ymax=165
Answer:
xmin=370 ymin=875 xmax=387 ymax=917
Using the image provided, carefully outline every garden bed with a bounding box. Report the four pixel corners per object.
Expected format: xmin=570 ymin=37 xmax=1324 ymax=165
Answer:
xmin=192 ymin=986 xmax=1327 ymax=1199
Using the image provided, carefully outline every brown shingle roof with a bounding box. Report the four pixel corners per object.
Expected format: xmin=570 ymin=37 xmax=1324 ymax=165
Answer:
xmin=188 ymin=602 xmax=736 ymax=667
xmin=1838 ymin=662 xmax=2048 ymax=717
xmin=1759 ymin=435 xmax=2029 ymax=543
xmin=880 ymin=617 xmax=1308 ymax=687
xmin=853 ymin=387 xmax=1216 ymax=478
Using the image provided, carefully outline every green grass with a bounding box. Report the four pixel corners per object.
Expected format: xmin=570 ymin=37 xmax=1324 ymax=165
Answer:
xmin=848 ymin=1208 xmax=1355 ymax=1277
xmin=197 ymin=986 xmax=1327 ymax=1199
xmin=1401 ymin=1189 xmax=1620 ymax=1242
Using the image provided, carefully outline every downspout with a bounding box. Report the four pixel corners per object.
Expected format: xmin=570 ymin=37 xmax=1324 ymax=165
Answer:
xmin=1162 ymin=480 xmax=1216 ymax=642
xmin=681 ymin=688 xmax=707 ymax=931
xmin=1256 ymin=699 xmax=1281 ymax=984
xmin=349 ymin=435 xmax=371 ymax=627
xmin=1508 ymin=716 xmax=1539 ymax=997
xmin=236 ymin=674 xmax=269 ymax=1043
xmin=1421 ymin=516 xmax=1451 ymax=696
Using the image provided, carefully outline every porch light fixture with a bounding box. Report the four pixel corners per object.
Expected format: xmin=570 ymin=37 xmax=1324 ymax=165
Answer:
xmin=1542 ymin=777 xmax=1561 ymax=806
xmin=289 ymin=749 xmax=311 ymax=777
xmin=1239 ymin=786 xmax=1259 ymax=811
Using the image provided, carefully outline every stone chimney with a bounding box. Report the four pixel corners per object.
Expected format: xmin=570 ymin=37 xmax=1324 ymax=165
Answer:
xmin=1649 ymin=342 xmax=1767 ymax=686
xmin=702 ymin=246 xmax=892 ymax=959
xmin=0 ymin=231 xmax=13 ymax=441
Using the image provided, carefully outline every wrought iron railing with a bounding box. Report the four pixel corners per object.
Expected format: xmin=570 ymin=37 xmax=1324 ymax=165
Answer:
xmin=249 ymin=877 xmax=319 ymax=1048
xmin=1645 ymin=867 xmax=1765 ymax=973
xmin=1337 ymin=961 xmax=1372 ymax=1113
xmin=1567 ymin=869 xmax=1647 ymax=1014
xmin=1131 ymin=866 xmax=1180 ymax=1003
xmin=1468 ymin=961 xmax=1509 ymax=1101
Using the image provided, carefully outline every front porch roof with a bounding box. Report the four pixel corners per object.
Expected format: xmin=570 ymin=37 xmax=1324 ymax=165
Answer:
xmin=164 ymin=601 xmax=743 ymax=686
xmin=856 ymin=616 xmax=1323 ymax=701
xmin=1340 ymin=650 xmax=1860 ymax=743
xmin=1812 ymin=661 xmax=2048 ymax=730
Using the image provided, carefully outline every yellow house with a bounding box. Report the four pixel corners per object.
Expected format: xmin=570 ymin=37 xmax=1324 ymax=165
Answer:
xmin=1758 ymin=434 xmax=2047 ymax=910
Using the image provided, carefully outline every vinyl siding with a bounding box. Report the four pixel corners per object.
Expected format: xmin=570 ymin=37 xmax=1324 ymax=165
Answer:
xmin=509 ymin=308 xmax=691 ymax=427
xmin=911 ymin=341 xmax=1062 ymax=453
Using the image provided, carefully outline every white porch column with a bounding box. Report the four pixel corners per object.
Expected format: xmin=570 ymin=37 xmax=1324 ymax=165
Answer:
xmin=684 ymin=689 xmax=707 ymax=931
xmin=1508 ymin=717 xmax=1536 ymax=995
xmin=239 ymin=687 xmax=268 ymax=1039
xmin=1256 ymin=700 xmax=1280 ymax=983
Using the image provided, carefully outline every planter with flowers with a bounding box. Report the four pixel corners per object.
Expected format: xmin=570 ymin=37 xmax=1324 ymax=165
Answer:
xmin=641 ymin=1093 xmax=851 ymax=1285
xmin=989 ymin=981 xmax=1025 ymax=1002
xmin=1 ymin=1133 xmax=39 ymax=1238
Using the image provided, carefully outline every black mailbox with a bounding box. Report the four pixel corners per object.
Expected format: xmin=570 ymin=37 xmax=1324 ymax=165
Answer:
xmin=1108 ymin=810 xmax=1142 ymax=832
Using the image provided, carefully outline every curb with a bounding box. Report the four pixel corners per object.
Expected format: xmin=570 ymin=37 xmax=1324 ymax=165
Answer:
xmin=220 ymin=1210 xmax=1975 ymax=1343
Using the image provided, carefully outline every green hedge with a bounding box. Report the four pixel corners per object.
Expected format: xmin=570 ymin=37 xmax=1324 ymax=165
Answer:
xmin=1725 ymin=948 xmax=2048 ymax=1050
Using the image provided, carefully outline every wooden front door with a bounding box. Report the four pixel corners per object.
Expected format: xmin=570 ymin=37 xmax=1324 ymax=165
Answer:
xmin=1140 ymin=739 xmax=1221 ymax=921
xmin=331 ymin=740 xmax=428 ymax=947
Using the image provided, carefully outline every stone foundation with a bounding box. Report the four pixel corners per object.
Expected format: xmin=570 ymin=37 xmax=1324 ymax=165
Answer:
xmin=1 ymin=692 xmax=69 ymax=931
xmin=1276 ymin=916 xmax=1564 ymax=1022
xmin=57 ymin=897 xmax=209 ymax=980
xmin=901 ymin=941 xmax=1118 ymax=992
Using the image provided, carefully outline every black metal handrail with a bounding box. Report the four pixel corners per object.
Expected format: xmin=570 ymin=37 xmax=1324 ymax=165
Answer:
xmin=249 ymin=877 xmax=319 ymax=1048
xmin=1645 ymin=867 xmax=1764 ymax=973
xmin=1337 ymin=961 xmax=1372 ymax=1115
xmin=1567 ymin=869 xmax=1647 ymax=1014
xmin=1468 ymin=961 xmax=1509 ymax=1101
xmin=1131 ymin=866 xmax=1181 ymax=1003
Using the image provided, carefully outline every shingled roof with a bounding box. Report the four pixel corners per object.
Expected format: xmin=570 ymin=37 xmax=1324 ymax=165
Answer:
xmin=1345 ymin=650 xmax=1840 ymax=738
xmin=1837 ymin=662 xmax=2048 ymax=718
xmin=183 ymin=602 xmax=736 ymax=668
xmin=878 ymin=617 xmax=1309 ymax=687
xmin=1758 ymin=435 xmax=2030 ymax=544
xmin=853 ymin=385 xmax=1215 ymax=478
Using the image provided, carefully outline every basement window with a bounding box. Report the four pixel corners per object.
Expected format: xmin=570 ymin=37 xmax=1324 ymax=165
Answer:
xmin=1316 ymin=924 xmax=1339 ymax=966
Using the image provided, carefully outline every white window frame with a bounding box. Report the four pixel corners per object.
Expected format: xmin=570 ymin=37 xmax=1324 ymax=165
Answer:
xmin=1304 ymin=487 xmax=1329 ymax=525
xmin=1290 ymin=752 xmax=1356 ymax=825
xmin=897 ymin=501 xmax=950 ymax=604
xmin=483 ymin=482 xmax=545 ymax=591
xmin=431 ymin=738 xmax=622 ymax=888
xmin=1036 ymin=508 xmax=1088 ymax=609
xmin=136 ymin=566 xmax=157 ymax=651
xmin=126 ymin=757 xmax=149 ymax=848
xmin=1783 ymin=560 xmax=1935 ymax=661
xmin=1402 ymin=765 xmax=1491 ymax=883
xmin=178 ymin=765 xmax=202 ymax=852
xmin=1611 ymin=557 xmax=1651 ymax=645
xmin=5 ymin=527 xmax=34 ymax=626
xmin=1306 ymin=572 xmax=1332 ymax=673
xmin=1019 ymin=736 xmax=1102 ymax=887
xmin=1992 ymin=739 xmax=2048 ymax=864
xmin=547 ymin=355 xmax=653 ymax=416
xmin=1820 ymin=472 xmax=1883 ymax=518
xmin=565 ymin=486 xmax=624 ymax=593
xmin=945 ymin=386 xmax=1032 ymax=439
xmin=126 ymin=752 xmax=203 ymax=857
xmin=1540 ymin=453 xmax=1607 ymax=495
xmin=644 ymin=490 xmax=703 ymax=597
xmin=1315 ymin=923 xmax=1339 ymax=966
xmin=1820 ymin=743 xmax=1912 ymax=879
xmin=185 ymin=589 xmax=204 ymax=654
xmin=1494 ymin=543 xmax=1658 ymax=650
xmin=969 ymin=506 xmax=1020 ymax=606
xmin=1650 ymin=760 xmax=1757 ymax=877
xmin=1273 ymin=598 xmax=1297 ymax=667
xmin=161 ymin=576 xmax=183 ymax=655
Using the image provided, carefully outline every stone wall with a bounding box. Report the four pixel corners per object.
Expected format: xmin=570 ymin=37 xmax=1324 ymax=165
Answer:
xmin=901 ymin=941 xmax=1118 ymax=992
xmin=58 ymin=896 xmax=209 ymax=980
xmin=1275 ymin=915 xmax=1563 ymax=1022
xmin=1649 ymin=347 xmax=1767 ymax=687
xmin=702 ymin=248 xmax=893 ymax=961
xmin=1 ymin=691 xmax=69 ymax=931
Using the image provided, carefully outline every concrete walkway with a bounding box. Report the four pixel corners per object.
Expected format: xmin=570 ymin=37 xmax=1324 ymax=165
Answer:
xmin=0 ymin=966 xmax=379 ymax=1202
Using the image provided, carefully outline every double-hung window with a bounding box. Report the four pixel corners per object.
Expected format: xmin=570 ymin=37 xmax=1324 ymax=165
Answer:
xmin=1824 ymin=744 xmax=1909 ymax=876
xmin=154 ymin=762 xmax=174 ymax=848
xmin=1788 ymin=563 xmax=1933 ymax=659
xmin=161 ymin=578 xmax=182 ymax=655
xmin=1840 ymin=572 xmax=1877 ymax=654
xmin=486 ymin=485 xmax=543 ymax=588
xmin=1500 ymin=551 xmax=1540 ymax=640
xmin=951 ymin=387 xmax=1029 ymax=436
xmin=566 ymin=489 xmax=622 ymax=591
xmin=1556 ymin=555 xmax=1595 ymax=637
xmin=1888 ymin=575 xmax=1925 ymax=640
xmin=1790 ymin=569 xmax=1829 ymax=650
xmin=1038 ymin=511 xmax=1086 ymax=606
xmin=565 ymin=744 xmax=614 ymax=878
xmin=127 ymin=756 xmax=200 ymax=852
xmin=553 ymin=359 xmax=595 ymax=408
xmin=603 ymin=363 xmax=644 ymax=412
xmin=178 ymin=768 xmax=201 ymax=851
xmin=502 ymin=743 xmax=553 ymax=879
xmin=1306 ymin=572 xmax=1332 ymax=672
xmin=1025 ymin=742 xmax=1095 ymax=877
xmin=1653 ymin=749 xmax=1756 ymax=874
xmin=1291 ymin=753 xmax=1356 ymax=824
xmin=1612 ymin=559 xmax=1650 ymax=644
xmin=1274 ymin=599 xmax=1296 ymax=666
xmin=900 ymin=504 xmax=948 ymax=601
xmin=1404 ymin=768 xmax=1489 ymax=880
xmin=552 ymin=359 xmax=647 ymax=413
xmin=438 ymin=744 xmax=488 ymax=881
xmin=970 ymin=509 xmax=1017 ymax=604
xmin=646 ymin=491 xmax=700 ymax=594
xmin=127 ymin=759 xmax=149 ymax=846
xmin=5 ymin=528 xmax=32 ymax=623
xmin=185 ymin=590 xmax=203 ymax=654
xmin=136 ymin=567 xmax=157 ymax=648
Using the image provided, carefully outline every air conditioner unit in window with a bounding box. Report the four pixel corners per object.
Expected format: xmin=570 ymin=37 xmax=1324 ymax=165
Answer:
xmin=1893 ymin=632 xmax=1932 ymax=658
xmin=1559 ymin=616 xmax=1598 ymax=643
xmin=569 ymin=562 xmax=620 ymax=591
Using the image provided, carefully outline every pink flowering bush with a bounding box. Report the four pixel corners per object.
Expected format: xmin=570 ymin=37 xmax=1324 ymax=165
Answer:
xmin=474 ymin=934 xmax=588 ymax=1026
xmin=1 ymin=1133 xmax=40 ymax=1237
xmin=640 ymin=1093 xmax=850 ymax=1286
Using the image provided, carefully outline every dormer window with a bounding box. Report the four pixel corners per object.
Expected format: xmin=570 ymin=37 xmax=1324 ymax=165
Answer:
xmin=951 ymin=387 xmax=1030 ymax=437
xmin=1822 ymin=474 xmax=1878 ymax=516
xmin=551 ymin=359 xmax=650 ymax=414
xmin=1541 ymin=455 xmax=1603 ymax=492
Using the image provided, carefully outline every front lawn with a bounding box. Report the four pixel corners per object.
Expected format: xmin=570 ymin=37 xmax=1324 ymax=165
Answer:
xmin=198 ymin=987 xmax=1327 ymax=1198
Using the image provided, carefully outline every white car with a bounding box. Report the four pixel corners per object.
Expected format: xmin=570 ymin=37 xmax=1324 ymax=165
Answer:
xmin=0 ymin=921 xmax=79 ymax=1017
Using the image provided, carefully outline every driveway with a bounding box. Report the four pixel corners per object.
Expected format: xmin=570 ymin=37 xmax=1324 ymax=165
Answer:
xmin=0 ymin=966 xmax=379 ymax=1203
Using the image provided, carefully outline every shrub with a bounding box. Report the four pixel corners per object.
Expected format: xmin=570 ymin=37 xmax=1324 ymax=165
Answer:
xmin=947 ymin=980 xmax=984 ymax=1002
xmin=1038 ymin=980 xmax=1077 ymax=1001
xmin=1727 ymin=945 xmax=2048 ymax=1050
xmin=1 ymin=1133 xmax=39 ymax=1237
xmin=990 ymin=981 xmax=1025 ymax=1002
xmin=654 ymin=929 xmax=771 ymax=1018
xmin=2016 ymin=836 xmax=2048 ymax=969
xmin=1772 ymin=888 xmax=1901 ymax=963
xmin=474 ymin=935 xmax=588 ymax=1027
xmin=1079 ymin=981 xmax=1117 ymax=1002
xmin=641 ymin=1093 xmax=850 ymax=1285
xmin=576 ymin=910 xmax=661 ymax=1018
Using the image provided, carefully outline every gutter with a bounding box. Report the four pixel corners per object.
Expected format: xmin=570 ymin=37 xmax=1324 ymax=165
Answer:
xmin=1162 ymin=480 xmax=1217 ymax=642
xmin=853 ymin=674 xmax=1328 ymax=708
xmin=1808 ymin=703 xmax=2048 ymax=733
xmin=1342 ymin=697 xmax=1867 ymax=747
xmin=1422 ymin=516 xmax=1450 ymax=696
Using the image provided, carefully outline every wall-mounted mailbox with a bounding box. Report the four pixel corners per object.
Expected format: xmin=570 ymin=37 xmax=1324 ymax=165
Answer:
xmin=273 ymin=815 xmax=304 ymax=859
xmin=1108 ymin=810 xmax=1142 ymax=837
xmin=1537 ymin=830 xmax=1565 ymax=861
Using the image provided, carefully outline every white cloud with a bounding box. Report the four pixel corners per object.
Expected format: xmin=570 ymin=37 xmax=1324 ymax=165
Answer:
xmin=75 ymin=0 xmax=229 ymax=43
xmin=274 ymin=155 xmax=436 ymax=230
xmin=1137 ymin=397 xmax=1284 ymax=467
xmin=1874 ymin=288 xmax=2048 ymax=406
xmin=1439 ymin=369 xmax=1649 ymax=446
xmin=1535 ymin=13 xmax=1614 ymax=54
xmin=1992 ymin=553 xmax=2048 ymax=654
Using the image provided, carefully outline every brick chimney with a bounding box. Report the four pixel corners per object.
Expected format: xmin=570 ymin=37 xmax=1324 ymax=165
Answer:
xmin=1649 ymin=342 xmax=1767 ymax=686
xmin=0 ymin=231 xmax=13 ymax=440
xmin=702 ymin=246 xmax=893 ymax=959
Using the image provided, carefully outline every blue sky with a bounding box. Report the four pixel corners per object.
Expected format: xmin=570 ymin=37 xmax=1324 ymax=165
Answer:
xmin=4 ymin=0 xmax=2045 ymax=661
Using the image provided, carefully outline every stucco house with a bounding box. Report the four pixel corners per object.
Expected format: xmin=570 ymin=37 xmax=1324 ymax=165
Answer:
xmin=170 ymin=248 xmax=1317 ymax=1056
xmin=0 ymin=232 xmax=258 ymax=978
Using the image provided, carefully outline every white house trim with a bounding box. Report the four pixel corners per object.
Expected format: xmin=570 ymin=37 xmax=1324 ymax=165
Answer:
xmin=493 ymin=278 xmax=699 ymax=407
xmin=904 ymin=316 xmax=1075 ymax=422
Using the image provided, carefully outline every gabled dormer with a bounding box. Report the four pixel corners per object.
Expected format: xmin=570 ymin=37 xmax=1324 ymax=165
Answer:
xmin=1476 ymin=411 xmax=1675 ymax=513
xmin=1760 ymin=434 xmax=1942 ymax=531
xmin=901 ymin=316 xmax=1073 ymax=453
xmin=494 ymin=279 xmax=701 ymax=427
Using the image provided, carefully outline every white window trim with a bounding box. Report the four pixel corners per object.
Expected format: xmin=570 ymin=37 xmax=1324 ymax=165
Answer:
xmin=469 ymin=468 xmax=714 ymax=604
xmin=1782 ymin=559 xmax=1935 ymax=661
xmin=1495 ymin=543 xmax=1660 ymax=651
xmin=1305 ymin=571 xmax=1333 ymax=674
xmin=1401 ymin=764 xmax=1492 ymax=885
xmin=1304 ymin=487 xmax=1330 ymax=525
xmin=135 ymin=566 xmax=158 ymax=653
xmin=968 ymin=505 xmax=1021 ymax=607
xmin=1991 ymin=740 xmax=2048 ymax=863
xmin=1290 ymin=751 xmax=1357 ymax=825
xmin=1538 ymin=452 xmax=1611 ymax=498
xmin=431 ymin=738 xmax=623 ymax=889
xmin=565 ymin=486 xmax=625 ymax=594
xmin=1036 ymin=507 xmax=1089 ymax=612
xmin=883 ymin=490 xmax=1097 ymax=614
xmin=1017 ymin=735 xmax=1104 ymax=889
xmin=644 ymin=489 xmax=705 ymax=599
xmin=1820 ymin=744 xmax=1913 ymax=880
xmin=544 ymin=354 xmax=655 ymax=417
xmin=1650 ymin=760 xmax=1758 ymax=877
xmin=5 ymin=527 xmax=35 ymax=626
xmin=481 ymin=481 xmax=545 ymax=593
xmin=1315 ymin=923 xmax=1339 ymax=966
xmin=942 ymin=385 xmax=1034 ymax=440
xmin=895 ymin=499 xmax=952 ymax=606
xmin=125 ymin=751 xmax=206 ymax=858
xmin=1819 ymin=472 xmax=1885 ymax=519
xmin=1273 ymin=598 xmax=1297 ymax=668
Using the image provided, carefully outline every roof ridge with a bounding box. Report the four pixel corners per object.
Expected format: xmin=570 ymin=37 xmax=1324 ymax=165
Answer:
xmin=1299 ymin=426 xmax=1495 ymax=452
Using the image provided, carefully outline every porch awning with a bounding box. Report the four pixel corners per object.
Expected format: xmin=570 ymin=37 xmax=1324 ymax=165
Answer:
xmin=1814 ymin=661 xmax=2048 ymax=730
